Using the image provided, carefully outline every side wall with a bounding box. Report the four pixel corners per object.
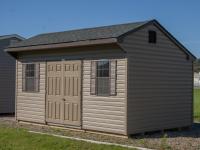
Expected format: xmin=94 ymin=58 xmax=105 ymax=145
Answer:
xmin=120 ymin=23 xmax=193 ymax=134
xmin=16 ymin=45 xmax=127 ymax=134
xmin=0 ymin=37 xmax=21 ymax=113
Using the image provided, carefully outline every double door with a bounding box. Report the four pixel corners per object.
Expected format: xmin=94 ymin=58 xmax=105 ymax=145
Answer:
xmin=46 ymin=60 xmax=81 ymax=126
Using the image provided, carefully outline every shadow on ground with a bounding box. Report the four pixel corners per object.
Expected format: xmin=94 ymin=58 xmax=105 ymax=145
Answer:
xmin=131 ymin=122 xmax=200 ymax=139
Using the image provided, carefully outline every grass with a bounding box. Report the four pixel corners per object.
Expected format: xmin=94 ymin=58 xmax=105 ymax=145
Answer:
xmin=194 ymin=88 xmax=200 ymax=121
xmin=0 ymin=126 xmax=132 ymax=150
xmin=0 ymin=90 xmax=198 ymax=150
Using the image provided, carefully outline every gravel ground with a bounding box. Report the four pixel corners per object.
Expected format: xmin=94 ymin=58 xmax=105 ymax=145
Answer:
xmin=0 ymin=115 xmax=200 ymax=150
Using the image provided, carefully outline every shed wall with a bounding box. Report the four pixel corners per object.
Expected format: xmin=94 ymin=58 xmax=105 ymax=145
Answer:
xmin=120 ymin=23 xmax=193 ymax=134
xmin=16 ymin=45 xmax=127 ymax=134
xmin=0 ymin=38 xmax=21 ymax=113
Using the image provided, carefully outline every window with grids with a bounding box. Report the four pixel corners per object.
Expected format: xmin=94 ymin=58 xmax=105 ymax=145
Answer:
xmin=22 ymin=63 xmax=39 ymax=92
xmin=96 ymin=60 xmax=110 ymax=96
xmin=90 ymin=60 xmax=116 ymax=96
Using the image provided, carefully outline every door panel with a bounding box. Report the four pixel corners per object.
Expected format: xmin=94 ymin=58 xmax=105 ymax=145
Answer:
xmin=72 ymin=103 xmax=78 ymax=121
xmin=47 ymin=101 xmax=53 ymax=118
xmin=46 ymin=60 xmax=81 ymax=126
xmin=63 ymin=61 xmax=81 ymax=126
xmin=46 ymin=62 xmax=63 ymax=124
xmin=64 ymin=102 xmax=70 ymax=120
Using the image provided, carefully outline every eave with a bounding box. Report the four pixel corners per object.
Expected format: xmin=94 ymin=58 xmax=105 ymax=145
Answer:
xmin=5 ymin=38 xmax=118 ymax=52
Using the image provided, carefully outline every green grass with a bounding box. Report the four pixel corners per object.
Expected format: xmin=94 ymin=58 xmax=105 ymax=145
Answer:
xmin=194 ymin=88 xmax=200 ymax=121
xmin=0 ymin=126 xmax=132 ymax=150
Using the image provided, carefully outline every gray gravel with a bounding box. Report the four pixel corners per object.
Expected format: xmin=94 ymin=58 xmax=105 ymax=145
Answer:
xmin=0 ymin=115 xmax=200 ymax=150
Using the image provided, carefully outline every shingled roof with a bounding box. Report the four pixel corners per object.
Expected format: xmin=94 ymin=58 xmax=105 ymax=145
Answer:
xmin=6 ymin=20 xmax=196 ymax=60
xmin=9 ymin=21 xmax=148 ymax=48
xmin=0 ymin=34 xmax=25 ymax=41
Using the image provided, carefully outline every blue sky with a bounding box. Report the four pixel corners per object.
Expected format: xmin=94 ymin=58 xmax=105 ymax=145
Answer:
xmin=0 ymin=0 xmax=199 ymax=57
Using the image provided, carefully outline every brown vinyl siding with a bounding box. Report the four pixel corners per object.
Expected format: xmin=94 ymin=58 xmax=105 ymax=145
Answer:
xmin=120 ymin=23 xmax=193 ymax=134
xmin=82 ymin=59 xmax=127 ymax=135
xmin=16 ymin=45 xmax=127 ymax=134
xmin=16 ymin=61 xmax=45 ymax=123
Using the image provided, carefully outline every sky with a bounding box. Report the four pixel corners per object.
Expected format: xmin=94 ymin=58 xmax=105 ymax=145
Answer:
xmin=0 ymin=0 xmax=200 ymax=57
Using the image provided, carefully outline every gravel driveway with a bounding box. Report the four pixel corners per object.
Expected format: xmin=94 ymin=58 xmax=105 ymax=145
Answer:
xmin=0 ymin=115 xmax=200 ymax=150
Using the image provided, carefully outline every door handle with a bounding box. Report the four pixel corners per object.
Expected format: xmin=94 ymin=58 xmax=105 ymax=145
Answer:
xmin=62 ymin=98 xmax=66 ymax=101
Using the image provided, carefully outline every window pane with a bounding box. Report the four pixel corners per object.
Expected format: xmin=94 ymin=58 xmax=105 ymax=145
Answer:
xmin=97 ymin=60 xmax=109 ymax=77
xmin=96 ymin=60 xmax=110 ymax=95
xmin=26 ymin=64 xmax=35 ymax=77
xmin=23 ymin=63 xmax=39 ymax=92
xmin=102 ymin=69 xmax=109 ymax=77
xmin=28 ymin=64 xmax=35 ymax=70
xmin=97 ymin=77 xmax=109 ymax=95
xmin=25 ymin=78 xmax=35 ymax=91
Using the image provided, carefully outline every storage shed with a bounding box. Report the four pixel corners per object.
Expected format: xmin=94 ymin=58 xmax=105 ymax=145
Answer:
xmin=6 ymin=20 xmax=196 ymax=135
xmin=0 ymin=34 xmax=24 ymax=113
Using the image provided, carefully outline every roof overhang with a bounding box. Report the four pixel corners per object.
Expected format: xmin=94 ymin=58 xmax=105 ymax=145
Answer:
xmin=5 ymin=38 xmax=118 ymax=52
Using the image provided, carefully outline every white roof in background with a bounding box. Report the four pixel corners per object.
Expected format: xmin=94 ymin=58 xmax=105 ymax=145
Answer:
xmin=194 ymin=72 xmax=200 ymax=77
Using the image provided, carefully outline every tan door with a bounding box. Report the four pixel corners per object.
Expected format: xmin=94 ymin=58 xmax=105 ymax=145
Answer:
xmin=46 ymin=60 xmax=81 ymax=126
xmin=62 ymin=61 xmax=81 ymax=126
xmin=46 ymin=61 xmax=63 ymax=124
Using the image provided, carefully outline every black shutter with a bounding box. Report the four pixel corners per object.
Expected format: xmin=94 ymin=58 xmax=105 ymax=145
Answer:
xmin=110 ymin=60 xmax=117 ymax=96
xmin=90 ymin=61 xmax=96 ymax=95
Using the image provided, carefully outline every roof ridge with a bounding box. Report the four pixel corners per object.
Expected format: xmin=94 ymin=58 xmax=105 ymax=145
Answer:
xmin=37 ymin=20 xmax=150 ymax=37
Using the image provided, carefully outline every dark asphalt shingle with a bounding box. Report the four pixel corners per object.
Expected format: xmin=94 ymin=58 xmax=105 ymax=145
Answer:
xmin=0 ymin=34 xmax=25 ymax=41
xmin=9 ymin=21 xmax=148 ymax=48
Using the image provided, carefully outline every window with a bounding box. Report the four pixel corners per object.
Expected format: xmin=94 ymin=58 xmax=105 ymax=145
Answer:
xmin=90 ymin=60 xmax=116 ymax=96
xmin=96 ymin=60 xmax=110 ymax=95
xmin=22 ymin=63 xmax=39 ymax=92
xmin=148 ymin=30 xmax=157 ymax=43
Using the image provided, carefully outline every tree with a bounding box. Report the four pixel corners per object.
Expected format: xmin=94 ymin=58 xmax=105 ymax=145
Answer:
xmin=194 ymin=58 xmax=200 ymax=72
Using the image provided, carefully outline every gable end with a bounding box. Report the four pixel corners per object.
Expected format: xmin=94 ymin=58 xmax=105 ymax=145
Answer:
xmin=117 ymin=20 xmax=196 ymax=61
